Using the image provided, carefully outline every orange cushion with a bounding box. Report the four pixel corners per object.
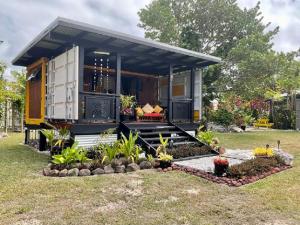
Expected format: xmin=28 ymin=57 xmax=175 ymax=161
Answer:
xmin=142 ymin=103 xmax=154 ymax=114
xmin=153 ymin=105 xmax=163 ymax=114
xmin=135 ymin=107 xmax=144 ymax=116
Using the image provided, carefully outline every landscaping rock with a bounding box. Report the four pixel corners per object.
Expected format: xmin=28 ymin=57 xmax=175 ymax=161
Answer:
xmin=274 ymin=149 xmax=294 ymax=166
xmin=207 ymin=122 xmax=227 ymax=132
xmin=126 ymin=163 xmax=140 ymax=172
xmin=67 ymin=168 xmax=79 ymax=176
xmin=59 ymin=169 xmax=68 ymax=177
xmin=139 ymin=161 xmax=152 ymax=169
xmin=43 ymin=167 xmax=51 ymax=176
xmin=79 ymin=169 xmax=91 ymax=176
xmin=229 ymin=126 xmax=243 ymax=133
xmin=104 ymin=165 xmax=115 ymax=174
xmin=111 ymin=159 xmax=123 ymax=168
xmin=49 ymin=169 xmax=59 ymax=177
xmin=92 ymin=168 xmax=105 ymax=175
xmin=115 ymin=165 xmax=125 ymax=173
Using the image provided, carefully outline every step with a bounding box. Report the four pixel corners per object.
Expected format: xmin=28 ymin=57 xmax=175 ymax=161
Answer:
xmin=151 ymin=141 xmax=197 ymax=148
xmin=139 ymin=130 xmax=183 ymax=136
xmin=135 ymin=126 xmax=176 ymax=131
xmin=143 ymin=136 xmax=188 ymax=142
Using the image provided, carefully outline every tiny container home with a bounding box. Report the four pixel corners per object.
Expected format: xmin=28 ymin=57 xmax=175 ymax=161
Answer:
xmin=12 ymin=18 xmax=221 ymax=152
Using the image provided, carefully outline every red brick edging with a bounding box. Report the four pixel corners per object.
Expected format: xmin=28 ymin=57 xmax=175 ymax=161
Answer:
xmin=169 ymin=164 xmax=292 ymax=187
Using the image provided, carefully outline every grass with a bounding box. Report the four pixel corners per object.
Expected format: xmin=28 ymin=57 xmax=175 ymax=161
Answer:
xmin=0 ymin=131 xmax=299 ymax=225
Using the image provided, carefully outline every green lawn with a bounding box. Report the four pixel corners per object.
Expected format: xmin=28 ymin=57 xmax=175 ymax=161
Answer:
xmin=0 ymin=131 xmax=299 ymax=225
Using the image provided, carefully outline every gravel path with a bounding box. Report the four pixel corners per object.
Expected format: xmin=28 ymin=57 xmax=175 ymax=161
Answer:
xmin=174 ymin=149 xmax=254 ymax=172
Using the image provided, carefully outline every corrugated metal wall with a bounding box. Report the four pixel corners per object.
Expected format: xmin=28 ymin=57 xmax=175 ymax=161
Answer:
xmin=74 ymin=134 xmax=118 ymax=148
xmin=46 ymin=46 xmax=79 ymax=120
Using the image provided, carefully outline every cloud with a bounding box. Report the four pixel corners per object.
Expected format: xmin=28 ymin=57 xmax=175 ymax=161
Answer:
xmin=0 ymin=0 xmax=150 ymax=67
xmin=0 ymin=0 xmax=299 ymax=72
xmin=238 ymin=0 xmax=300 ymax=52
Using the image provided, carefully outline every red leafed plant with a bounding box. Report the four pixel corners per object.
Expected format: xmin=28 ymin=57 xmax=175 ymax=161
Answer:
xmin=214 ymin=157 xmax=229 ymax=166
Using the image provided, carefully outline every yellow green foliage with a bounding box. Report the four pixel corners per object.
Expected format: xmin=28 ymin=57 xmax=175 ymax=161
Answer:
xmin=253 ymin=147 xmax=273 ymax=157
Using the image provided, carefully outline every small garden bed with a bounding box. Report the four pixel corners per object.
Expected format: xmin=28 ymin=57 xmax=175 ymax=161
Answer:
xmin=171 ymin=156 xmax=292 ymax=187
xmin=166 ymin=144 xmax=213 ymax=159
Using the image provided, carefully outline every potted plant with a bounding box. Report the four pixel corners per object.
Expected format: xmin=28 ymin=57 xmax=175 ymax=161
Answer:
xmin=158 ymin=152 xmax=173 ymax=169
xmin=120 ymin=95 xmax=135 ymax=121
xmin=213 ymin=156 xmax=229 ymax=176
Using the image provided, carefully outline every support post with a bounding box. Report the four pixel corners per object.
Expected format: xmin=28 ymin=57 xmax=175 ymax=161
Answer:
xmin=168 ymin=64 xmax=173 ymax=122
xmin=78 ymin=46 xmax=85 ymax=121
xmin=116 ymin=53 xmax=121 ymax=123
xmin=190 ymin=68 xmax=195 ymax=123
xmin=24 ymin=128 xmax=29 ymax=144
xmin=39 ymin=130 xmax=47 ymax=151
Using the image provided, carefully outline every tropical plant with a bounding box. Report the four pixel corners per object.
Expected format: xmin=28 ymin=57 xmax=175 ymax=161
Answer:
xmin=41 ymin=129 xmax=56 ymax=153
xmin=101 ymin=142 xmax=120 ymax=164
xmin=120 ymin=95 xmax=136 ymax=115
xmin=156 ymin=134 xmax=169 ymax=155
xmin=158 ymin=152 xmax=173 ymax=162
xmin=55 ymin=127 xmax=70 ymax=150
xmin=119 ymin=132 xmax=140 ymax=162
xmin=52 ymin=142 xmax=90 ymax=165
xmin=253 ymin=147 xmax=274 ymax=157
xmin=197 ymin=130 xmax=215 ymax=145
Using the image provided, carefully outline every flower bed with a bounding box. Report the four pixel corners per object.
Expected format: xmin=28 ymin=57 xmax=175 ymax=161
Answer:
xmin=171 ymin=156 xmax=292 ymax=187
xmin=166 ymin=144 xmax=213 ymax=159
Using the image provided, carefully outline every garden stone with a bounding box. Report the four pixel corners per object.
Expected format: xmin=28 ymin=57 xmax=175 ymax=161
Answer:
xmin=59 ymin=169 xmax=68 ymax=177
xmin=67 ymin=168 xmax=79 ymax=176
xmin=111 ymin=159 xmax=123 ymax=168
xmin=115 ymin=165 xmax=125 ymax=173
xmin=126 ymin=163 xmax=140 ymax=172
xmin=207 ymin=123 xmax=227 ymax=132
xmin=92 ymin=168 xmax=105 ymax=175
xmin=229 ymin=126 xmax=243 ymax=133
xmin=49 ymin=169 xmax=59 ymax=177
xmin=273 ymin=149 xmax=294 ymax=166
xmin=43 ymin=167 xmax=51 ymax=176
xmin=104 ymin=165 xmax=115 ymax=174
xmin=139 ymin=161 xmax=152 ymax=169
xmin=79 ymin=169 xmax=91 ymax=176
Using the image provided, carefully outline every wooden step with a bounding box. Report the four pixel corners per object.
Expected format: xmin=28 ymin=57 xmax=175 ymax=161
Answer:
xmin=135 ymin=126 xmax=176 ymax=131
xmin=151 ymin=141 xmax=197 ymax=148
xmin=143 ymin=136 xmax=188 ymax=141
xmin=139 ymin=130 xmax=183 ymax=136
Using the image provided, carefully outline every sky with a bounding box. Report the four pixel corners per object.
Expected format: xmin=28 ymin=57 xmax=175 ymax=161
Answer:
xmin=0 ymin=0 xmax=299 ymax=77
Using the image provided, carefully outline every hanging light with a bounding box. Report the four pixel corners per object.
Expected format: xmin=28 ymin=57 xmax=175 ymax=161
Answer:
xmin=106 ymin=58 xmax=109 ymax=94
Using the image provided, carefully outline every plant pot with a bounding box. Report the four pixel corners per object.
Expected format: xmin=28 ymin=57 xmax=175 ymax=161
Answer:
xmin=240 ymin=125 xmax=246 ymax=131
xmin=214 ymin=164 xmax=228 ymax=176
xmin=159 ymin=160 xmax=172 ymax=169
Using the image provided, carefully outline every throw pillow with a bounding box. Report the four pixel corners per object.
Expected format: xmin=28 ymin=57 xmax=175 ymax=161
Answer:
xmin=153 ymin=105 xmax=163 ymax=114
xmin=135 ymin=107 xmax=144 ymax=116
xmin=142 ymin=103 xmax=154 ymax=114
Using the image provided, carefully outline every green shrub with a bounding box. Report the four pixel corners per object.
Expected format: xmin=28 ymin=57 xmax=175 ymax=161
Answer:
xmin=101 ymin=142 xmax=120 ymax=163
xmin=52 ymin=142 xmax=90 ymax=165
xmin=197 ymin=130 xmax=215 ymax=145
xmin=211 ymin=109 xmax=234 ymax=127
xmin=119 ymin=132 xmax=141 ymax=162
xmin=228 ymin=156 xmax=285 ymax=178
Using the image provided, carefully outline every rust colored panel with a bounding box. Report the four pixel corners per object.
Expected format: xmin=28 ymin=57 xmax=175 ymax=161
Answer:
xmin=173 ymin=85 xmax=184 ymax=96
xmin=28 ymin=78 xmax=41 ymax=119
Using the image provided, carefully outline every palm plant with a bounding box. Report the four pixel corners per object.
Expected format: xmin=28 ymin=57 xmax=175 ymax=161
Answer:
xmin=101 ymin=142 xmax=120 ymax=164
xmin=41 ymin=129 xmax=56 ymax=153
xmin=119 ymin=132 xmax=140 ymax=162
xmin=55 ymin=127 xmax=70 ymax=150
xmin=156 ymin=134 xmax=169 ymax=156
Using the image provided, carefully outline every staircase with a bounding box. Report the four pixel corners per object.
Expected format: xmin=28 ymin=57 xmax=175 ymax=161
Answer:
xmin=120 ymin=122 xmax=206 ymax=156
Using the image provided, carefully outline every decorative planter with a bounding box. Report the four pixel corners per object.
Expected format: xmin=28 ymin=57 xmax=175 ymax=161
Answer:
xmin=159 ymin=160 xmax=172 ymax=169
xmin=214 ymin=164 xmax=228 ymax=176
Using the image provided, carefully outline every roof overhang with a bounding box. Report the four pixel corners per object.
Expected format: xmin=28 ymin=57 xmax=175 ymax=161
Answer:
xmin=12 ymin=17 xmax=221 ymax=74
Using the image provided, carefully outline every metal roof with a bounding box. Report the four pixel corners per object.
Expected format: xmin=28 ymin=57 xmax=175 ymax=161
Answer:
xmin=12 ymin=17 xmax=221 ymax=74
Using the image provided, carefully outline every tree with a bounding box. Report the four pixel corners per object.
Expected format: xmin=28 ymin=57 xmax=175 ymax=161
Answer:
xmin=138 ymin=0 xmax=279 ymax=102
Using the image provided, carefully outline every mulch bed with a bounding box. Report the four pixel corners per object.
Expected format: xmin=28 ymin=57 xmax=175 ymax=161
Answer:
xmin=171 ymin=163 xmax=292 ymax=187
